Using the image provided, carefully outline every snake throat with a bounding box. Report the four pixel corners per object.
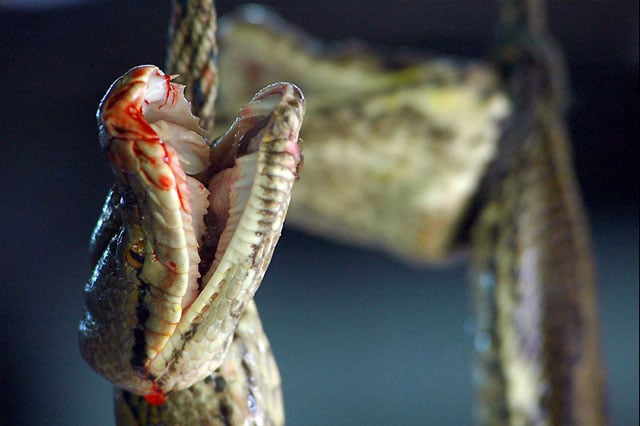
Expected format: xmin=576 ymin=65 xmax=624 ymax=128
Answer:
xmin=82 ymin=65 xmax=304 ymax=399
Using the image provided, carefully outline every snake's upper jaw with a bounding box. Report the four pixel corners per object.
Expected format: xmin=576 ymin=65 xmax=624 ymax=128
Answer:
xmin=98 ymin=65 xmax=209 ymax=173
xmin=83 ymin=65 xmax=305 ymax=398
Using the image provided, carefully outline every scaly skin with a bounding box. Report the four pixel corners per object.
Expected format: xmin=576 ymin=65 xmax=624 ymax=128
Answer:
xmin=469 ymin=1 xmax=607 ymax=424
xmin=80 ymin=63 xmax=304 ymax=424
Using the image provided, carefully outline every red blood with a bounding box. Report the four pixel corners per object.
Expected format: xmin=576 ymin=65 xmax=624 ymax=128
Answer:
xmin=144 ymin=384 xmax=168 ymax=406
xmin=158 ymin=174 xmax=173 ymax=189
xmin=158 ymin=73 xmax=176 ymax=109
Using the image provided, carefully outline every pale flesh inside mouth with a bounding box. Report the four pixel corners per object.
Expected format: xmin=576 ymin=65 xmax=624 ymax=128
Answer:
xmin=141 ymin=71 xmax=280 ymax=315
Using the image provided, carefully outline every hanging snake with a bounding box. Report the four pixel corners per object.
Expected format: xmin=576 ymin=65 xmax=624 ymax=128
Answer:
xmin=79 ymin=0 xmax=608 ymax=424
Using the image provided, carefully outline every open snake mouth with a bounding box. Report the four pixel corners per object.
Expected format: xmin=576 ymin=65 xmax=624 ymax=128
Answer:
xmin=93 ymin=65 xmax=303 ymax=396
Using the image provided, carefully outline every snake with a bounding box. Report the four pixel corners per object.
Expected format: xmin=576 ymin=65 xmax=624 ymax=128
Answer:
xmin=79 ymin=0 xmax=608 ymax=424
xmin=80 ymin=60 xmax=304 ymax=423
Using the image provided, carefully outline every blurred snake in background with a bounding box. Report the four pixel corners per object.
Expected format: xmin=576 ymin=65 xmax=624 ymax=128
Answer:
xmin=79 ymin=0 xmax=608 ymax=424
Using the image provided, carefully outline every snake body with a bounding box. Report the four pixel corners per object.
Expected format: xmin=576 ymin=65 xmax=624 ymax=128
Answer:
xmin=80 ymin=63 xmax=303 ymax=423
xmin=114 ymin=301 xmax=284 ymax=425
xmin=469 ymin=3 xmax=607 ymax=423
xmin=471 ymin=113 xmax=607 ymax=424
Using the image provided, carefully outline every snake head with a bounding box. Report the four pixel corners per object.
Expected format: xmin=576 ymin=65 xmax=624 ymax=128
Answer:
xmin=80 ymin=65 xmax=304 ymax=402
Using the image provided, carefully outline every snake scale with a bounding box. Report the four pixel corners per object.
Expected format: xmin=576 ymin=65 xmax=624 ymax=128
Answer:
xmin=79 ymin=0 xmax=608 ymax=424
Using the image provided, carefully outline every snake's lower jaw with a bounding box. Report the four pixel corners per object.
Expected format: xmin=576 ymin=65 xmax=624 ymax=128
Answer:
xmin=80 ymin=65 xmax=304 ymax=400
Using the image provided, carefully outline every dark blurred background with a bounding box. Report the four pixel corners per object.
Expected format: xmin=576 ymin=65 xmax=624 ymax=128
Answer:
xmin=0 ymin=1 xmax=637 ymax=424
